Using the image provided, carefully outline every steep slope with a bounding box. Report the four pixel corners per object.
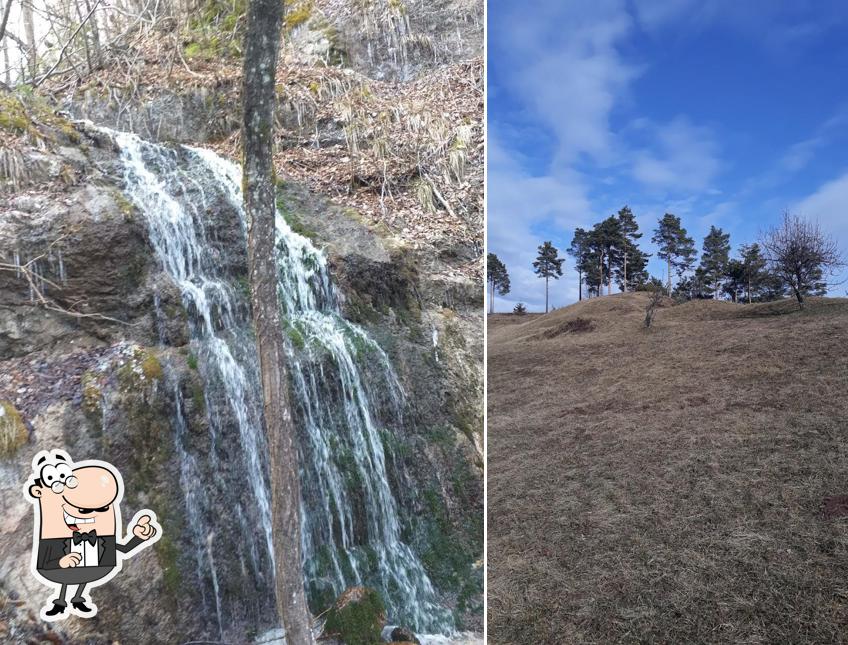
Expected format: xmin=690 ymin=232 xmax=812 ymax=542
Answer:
xmin=488 ymin=292 xmax=848 ymax=643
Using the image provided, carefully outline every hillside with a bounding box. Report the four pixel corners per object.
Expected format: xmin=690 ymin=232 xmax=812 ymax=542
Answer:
xmin=488 ymin=292 xmax=848 ymax=643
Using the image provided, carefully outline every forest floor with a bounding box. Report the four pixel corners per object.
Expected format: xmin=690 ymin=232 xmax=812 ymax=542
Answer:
xmin=487 ymin=292 xmax=848 ymax=643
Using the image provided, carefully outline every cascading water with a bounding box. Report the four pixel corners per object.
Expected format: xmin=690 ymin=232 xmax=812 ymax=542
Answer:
xmin=108 ymin=128 xmax=453 ymax=634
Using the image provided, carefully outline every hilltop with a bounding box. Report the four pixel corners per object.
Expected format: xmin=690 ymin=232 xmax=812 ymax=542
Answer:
xmin=488 ymin=292 xmax=848 ymax=643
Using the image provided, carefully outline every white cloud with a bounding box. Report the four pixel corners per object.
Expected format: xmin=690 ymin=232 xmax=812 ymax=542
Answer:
xmin=487 ymin=135 xmax=585 ymax=312
xmin=490 ymin=0 xmax=638 ymax=163
xmin=631 ymin=117 xmax=721 ymax=194
xmin=793 ymin=171 xmax=848 ymax=241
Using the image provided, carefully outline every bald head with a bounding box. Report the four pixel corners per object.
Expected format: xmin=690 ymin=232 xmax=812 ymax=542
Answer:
xmin=30 ymin=463 xmax=121 ymax=539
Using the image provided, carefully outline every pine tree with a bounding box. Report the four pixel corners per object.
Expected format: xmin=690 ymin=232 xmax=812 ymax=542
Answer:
xmin=739 ymin=243 xmax=767 ymax=304
xmin=616 ymin=206 xmax=644 ymax=292
xmin=487 ymin=253 xmax=510 ymax=314
xmin=567 ymin=228 xmax=591 ymax=301
xmin=533 ymin=241 xmax=564 ymax=313
xmin=699 ymin=226 xmax=731 ymax=299
xmin=589 ymin=216 xmax=622 ymax=296
xmin=722 ymin=259 xmax=746 ymax=302
xmin=652 ymin=213 xmax=696 ymax=296
xmin=615 ymin=244 xmax=649 ymax=291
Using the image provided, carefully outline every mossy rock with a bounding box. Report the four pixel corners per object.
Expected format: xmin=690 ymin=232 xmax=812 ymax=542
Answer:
xmin=0 ymin=96 xmax=31 ymax=134
xmin=285 ymin=0 xmax=313 ymax=30
xmin=322 ymin=586 xmax=386 ymax=645
xmin=0 ymin=400 xmax=28 ymax=458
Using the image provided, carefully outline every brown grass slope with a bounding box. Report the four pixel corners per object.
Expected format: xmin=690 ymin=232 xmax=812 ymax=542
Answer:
xmin=487 ymin=292 xmax=848 ymax=644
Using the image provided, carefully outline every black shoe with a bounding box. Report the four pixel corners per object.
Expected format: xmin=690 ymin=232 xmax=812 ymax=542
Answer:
xmin=72 ymin=600 xmax=93 ymax=613
xmin=45 ymin=602 xmax=66 ymax=616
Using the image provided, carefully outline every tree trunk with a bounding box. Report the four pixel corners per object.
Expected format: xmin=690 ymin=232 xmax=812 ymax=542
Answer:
xmin=791 ymin=275 xmax=804 ymax=310
xmin=622 ymin=249 xmax=627 ymax=293
xmin=242 ymin=0 xmax=314 ymax=641
xmin=2 ymin=35 xmax=10 ymax=87
xmin=599 ymin=250 xmax=604 ymax=298
xmin=82 ymin=0 xmax=102 ymax=70
xmin=578 ymin=270 xmax=582 ymax=301
xmin=22 ymin=0 xmax=36 ymax=79
xmin=667 ymin=259 xmax=672 ymax=296
xmin=747 ymin=275 xmax=751 ymax=304
xmin=0 ymin=0 xmax=14 ymax=48
xmin=545 ymin=276 xmax=549 ymax=313
xmin=489 ymin=281 xmax=494 ymax=314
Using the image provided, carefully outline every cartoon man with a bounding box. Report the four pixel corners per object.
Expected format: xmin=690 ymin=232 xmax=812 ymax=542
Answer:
xmin=24 ymin=450 xmax=161 ymax=620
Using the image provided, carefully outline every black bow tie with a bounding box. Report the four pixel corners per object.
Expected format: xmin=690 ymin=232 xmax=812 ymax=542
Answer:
xmin=72 ymin=530 xmax=97 ymax=546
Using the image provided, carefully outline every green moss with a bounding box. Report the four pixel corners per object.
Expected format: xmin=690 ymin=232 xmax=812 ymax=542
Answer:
xmin=141 ymin=353 xmax=164 ymax=380
xmin=0 ymin=96 xmax=31 ymax=133
xmin=186 ymin=353 xmax=198 ymax=370
xmin=111 ymin=188 xmax=135 ymax=220
xmin=284 ymin=0 xmax=313 ymax=29
xmin=0 ymin=400 xmax=28 ymax=458
xmin=284 ymin=320 xmax=307 ymax=350
xmin=276 ymin=190 xmax=318 ymax=240
xmin=323 ymin=587 xmax=386 ymax=645
xmin=154 ymin=534 xmax=181 ymax=594
xmin=184 ymin=0 xmax=246 ymax=59
xmin=81 ymin=371 xmax=103 ymax=415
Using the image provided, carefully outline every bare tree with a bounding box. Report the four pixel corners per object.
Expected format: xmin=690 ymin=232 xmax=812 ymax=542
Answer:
xmin=761 ymin=213 xmax=844 ymax=309
xmin=22 ymin=0 xmax=36 ymax=78
xmin=0 ymin=0 xmax=13 ymax=45
xmin=644 ymin=287 xmax=663 ymax=329
xmin=242 ymin=0 xmax=314 ymax=641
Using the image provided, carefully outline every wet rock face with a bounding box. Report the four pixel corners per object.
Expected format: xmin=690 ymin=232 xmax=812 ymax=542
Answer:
xmin=65 ymin=82 xmax=242 ymax=145
xmin=286 ymin=186 xmax=484 ymax=631
xmin=0 ymin=127 xmax=156 ymax=358
xmin=0 ymin=112 xmax=482 ymax=638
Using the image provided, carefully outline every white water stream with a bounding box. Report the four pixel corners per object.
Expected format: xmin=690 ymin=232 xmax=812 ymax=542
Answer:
xmin=109 ymin=129 xmax=452 ymax=634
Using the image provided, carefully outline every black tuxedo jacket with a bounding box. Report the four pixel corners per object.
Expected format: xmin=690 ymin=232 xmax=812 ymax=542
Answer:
xmin=36 ymin=535 xmax=144 ymax=569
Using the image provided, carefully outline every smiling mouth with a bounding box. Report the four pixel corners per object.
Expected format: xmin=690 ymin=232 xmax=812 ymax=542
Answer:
xmin=63 ymin=510 xmax=94 ymax=532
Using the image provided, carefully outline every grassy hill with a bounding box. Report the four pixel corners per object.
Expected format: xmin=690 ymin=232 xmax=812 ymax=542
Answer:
xmin=487 ymin=292 xmax=848 ymax=643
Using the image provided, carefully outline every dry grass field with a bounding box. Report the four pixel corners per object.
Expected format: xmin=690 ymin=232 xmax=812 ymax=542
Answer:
xmin=487 ymin=292 xmax=848 ymax=644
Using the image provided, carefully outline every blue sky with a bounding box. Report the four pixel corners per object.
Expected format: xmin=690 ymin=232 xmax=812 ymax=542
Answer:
xmin=487 ymin=0 xmax=848 ymax=312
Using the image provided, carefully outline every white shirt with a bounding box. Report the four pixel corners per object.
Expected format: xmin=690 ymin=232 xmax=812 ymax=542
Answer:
xmin=69 ymin=535 xmax=100 ymax=567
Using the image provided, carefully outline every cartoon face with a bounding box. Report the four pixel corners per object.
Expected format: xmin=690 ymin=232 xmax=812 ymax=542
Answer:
xmin=29 ymin=461 xmax=120 ymax=539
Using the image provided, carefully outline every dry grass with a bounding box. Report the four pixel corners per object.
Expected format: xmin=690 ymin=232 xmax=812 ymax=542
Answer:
xmin=487 ymin=292 xmax=848 ymax=644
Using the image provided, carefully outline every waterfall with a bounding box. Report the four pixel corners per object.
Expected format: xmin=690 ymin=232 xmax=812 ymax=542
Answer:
xmin=109 ymin=129 xmax=452 ymax=634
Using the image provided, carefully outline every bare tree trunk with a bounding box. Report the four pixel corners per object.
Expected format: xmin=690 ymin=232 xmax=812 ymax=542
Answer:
xmin=667 ymin=258 xmax=672 ymax=296
xmin=0 ymin=0 xmax=14 ymax=46
xmin=578 ymin=270 xmax=582 ymax=301
xmin=242 ymin=0 xmax=314 ymax=641
xmin=599 ymin=249 xmax=604 ymax=298
xmin=622 ymin=249 xmax=627 ymax=293
xmin=2 ymin=35 xmax=10 ymax=86
xmin=544 ymin=276 xmax=549 ymax=313
xmin=82 ymin=0 xmax=101 ymax=69
xmin=22 ymin=0 xmax=36 ymax=78
xmin=747 ymin=275 xmax=751 ymax=304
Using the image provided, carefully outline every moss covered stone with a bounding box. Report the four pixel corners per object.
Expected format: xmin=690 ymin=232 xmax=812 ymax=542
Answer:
xmin=0 ymin=400 xmax=28 ymax=458
xmin=322 ymin=586 xmax=386 ymax=645
xmin=81 ymin=370 xmax=103 ymax=415
xmin=0 ymin=96 xmax=30 ymax=134
xmin=285 ymin=0 xmax=313 ymax=30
